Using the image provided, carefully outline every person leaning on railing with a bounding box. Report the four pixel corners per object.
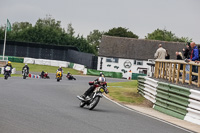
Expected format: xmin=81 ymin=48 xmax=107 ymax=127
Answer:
xmin=185 ymin=42 xmax=199 ymax=81
xmin=183 ymin=42 xmax=191 ymax=80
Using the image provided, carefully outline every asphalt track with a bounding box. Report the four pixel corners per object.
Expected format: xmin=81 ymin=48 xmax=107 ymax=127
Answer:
xmin=0 ymin=75 xmax=195 ymax=133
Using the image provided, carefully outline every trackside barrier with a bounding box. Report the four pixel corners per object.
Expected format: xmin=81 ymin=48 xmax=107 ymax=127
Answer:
xmin=137 ymin=76 xmax=200 ymax=125
xmin=87 ymin=69 xmax=122 ymax=78
xmin=28 ymin=74 xmax=41 ymax=79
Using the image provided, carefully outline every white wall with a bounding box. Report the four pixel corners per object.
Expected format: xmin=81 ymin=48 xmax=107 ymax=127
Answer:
xmin=97 ymin=56 xmax=152 ymax=77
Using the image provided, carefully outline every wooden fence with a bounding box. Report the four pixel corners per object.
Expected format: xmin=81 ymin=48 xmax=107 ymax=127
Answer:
xmin=154 ymin=59 xmax=200 ymax=87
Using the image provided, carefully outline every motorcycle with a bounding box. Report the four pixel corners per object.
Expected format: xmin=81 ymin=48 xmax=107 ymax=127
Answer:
xmin=4 ymin=66 xmax=11 ymax=80
xmin=43 ymin=73 xmax=50 ymax=79
xmin=22 ymin=67 xmax=28 ymax=79
xmin=56 ymin=71 xmax=62 ymax=82
xmin=77 ymin=82 xmax=108 ymax=110
xmin=66 ymin=74 xmax=76 ymax=80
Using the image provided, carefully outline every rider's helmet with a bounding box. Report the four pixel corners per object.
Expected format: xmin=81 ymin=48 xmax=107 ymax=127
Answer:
xmin=25 ymin=64 xmax=27 ymax=66
xmin=59 ymin=66 xmax=62 ymax=68
xmin=98 ymin=77 xmax=106 ymax=83
xmin=8 ymin=61 xmax=11 ymax=66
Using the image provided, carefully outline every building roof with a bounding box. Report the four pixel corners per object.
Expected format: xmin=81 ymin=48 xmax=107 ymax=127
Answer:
xmin=99 ymin=35 xmax=186 ymax=60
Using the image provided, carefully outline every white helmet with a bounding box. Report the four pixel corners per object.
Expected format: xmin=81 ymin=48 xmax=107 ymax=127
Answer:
xmin=98 ymin=77 xmax=106 ymax=83
xmin=59 ymin=66 xmax=62 ymax=68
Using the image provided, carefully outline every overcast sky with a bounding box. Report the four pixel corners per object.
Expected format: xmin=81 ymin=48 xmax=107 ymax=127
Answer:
xmin=0 ymin=0 xmax=199 ymax=43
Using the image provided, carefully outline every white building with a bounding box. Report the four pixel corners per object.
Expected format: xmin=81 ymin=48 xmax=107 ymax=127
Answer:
xmin=97 ymin=36 xmax=185 ymax=78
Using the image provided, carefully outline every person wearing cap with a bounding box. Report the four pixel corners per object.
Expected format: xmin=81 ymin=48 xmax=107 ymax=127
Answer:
xmin=22 ymin=64 xmax=29 ymax=74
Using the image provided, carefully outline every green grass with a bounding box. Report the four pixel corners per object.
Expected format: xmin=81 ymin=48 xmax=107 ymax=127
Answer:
xmin=12 ymin=62 xmax=81 ymax=75
xmin=107 ymin=80 xmax=145 ymax=104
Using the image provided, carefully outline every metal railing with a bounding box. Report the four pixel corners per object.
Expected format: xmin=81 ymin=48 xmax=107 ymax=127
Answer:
xmin=154 ymin=59 xmax=200 ymax=87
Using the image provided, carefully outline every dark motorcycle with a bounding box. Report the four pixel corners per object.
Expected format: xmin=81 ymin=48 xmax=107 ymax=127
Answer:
xmin=4 ymin=66 xmax=11 ymax=80
xmin=22 ymin=67 xmax=28 ymax=79
xmin=77 ymin=82 xmax=108 ymax=110
xmin=66 ymin=74 xmax=76 ymax=80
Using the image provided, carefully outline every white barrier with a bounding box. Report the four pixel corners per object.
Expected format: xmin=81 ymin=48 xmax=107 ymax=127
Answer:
xmin=73 ymin=64 xmax=85 ymax=71
xmin=189 ymin=89 xmax=200 ymax=101
xmin=138 ymin=76 xmax=200 ymax=125
xmin=43 ymin=59 xmax=51 ymax=66
xmin=188 ymin=99 xmax=200 ymax=111
xmin=24 ymin=58 xmax=35 ymax=64
xmin=35 ymin=59 xmax=44 ymax=65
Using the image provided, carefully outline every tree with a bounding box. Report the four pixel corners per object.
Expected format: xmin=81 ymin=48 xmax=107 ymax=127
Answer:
xmin=104 ymin=27 xmax=139 ymax=38
xmin=67 ymin=23 xmax=75 ymax=37
xmin=0 ymin=15 xmax=96 ymax=54
xmin=145 ymin=28 xmax=192 ymax=42
xmin=87 ymin=30 xmax=104 ymax=55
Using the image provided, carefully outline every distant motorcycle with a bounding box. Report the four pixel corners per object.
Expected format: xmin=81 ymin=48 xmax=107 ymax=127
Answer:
xmin=56 ymin=71 xmax=62 ymax=82
xmin=43 ymin=73 xmax=50 ymax=79
xmin=4 ymin=66 xmax=11 ymax=80
xmin=66 ymin=74 xmax=76 ymax=80
xmin=77 ymin=82 xmax=108 ymax=110
xmin=22 ymin=67 xmax=28 ymax=79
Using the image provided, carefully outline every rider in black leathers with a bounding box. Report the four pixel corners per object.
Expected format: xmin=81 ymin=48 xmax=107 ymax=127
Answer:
xmin=80 ymin=77 xmax=108 ymax=100
xmin=22 ymin=64 xmax=29 ymax=74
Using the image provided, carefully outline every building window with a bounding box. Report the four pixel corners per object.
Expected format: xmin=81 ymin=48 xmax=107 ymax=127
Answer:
xmin=106 ymin=58 xmax=119 ymax=63
xmin=134 ymin=60 xmax=136 ymax=65
xmin=137 ymin=61 xmax=143 ymax=65
xmin=134 ymin=60 xmax=143 ymax=66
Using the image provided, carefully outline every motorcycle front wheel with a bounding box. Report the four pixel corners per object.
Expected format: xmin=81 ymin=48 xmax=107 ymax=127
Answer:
xmin=4 ymin=75 xmax=8 ymax=80
xmin=23 ymin=74 xmax=26 ymax=79
xmin=88 ymin=96 xmax=100 ymax=110
xmin=80 ymin=101 xmax=86 ymax=108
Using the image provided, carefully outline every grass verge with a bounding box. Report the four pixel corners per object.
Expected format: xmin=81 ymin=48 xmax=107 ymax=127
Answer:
xmin=107 ymin=80 xmax=147 ymax=105
xmin=12 ymin=62 xmax=81 ymax=75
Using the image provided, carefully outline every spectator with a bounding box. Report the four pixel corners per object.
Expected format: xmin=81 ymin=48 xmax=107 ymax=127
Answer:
xmin=154 ymin=44 xmax=167 ymax=59
xmin=183 ymin=42 xmax=191 ymax=80
xmin=183 ymin=42 xmax=191 ymax=59
xmin=187 ymin=42 xmax=199 ymax=81
xmin=165 ymin=49 xmax=170 ymax=59
xmin=176 ymin=52 xmax=183 ymax=76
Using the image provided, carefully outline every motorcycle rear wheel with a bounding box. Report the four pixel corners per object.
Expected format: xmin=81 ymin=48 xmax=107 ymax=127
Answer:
xmin=89 ymin=96 xmax=100 ymax=110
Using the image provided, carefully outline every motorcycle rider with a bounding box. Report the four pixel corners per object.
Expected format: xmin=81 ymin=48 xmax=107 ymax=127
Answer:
xmin=22 ymin=64 xmax=29 ymax=74
xmin=40 ymin=71 xmax=45 ymax=78
xmin=4 ymin=61 xmax=13 ymax=77
xmin=56 ymin=66 xmax=63 ymax=79
xmin=66 ymin=71 xmax=76 ymax=80
xmin=99 ymin=72 xmax=105 ymax=77
xmin=80 ymin=77 xmax=108 ymax=100
xmin=57 ymin=66 xmax=63 ymax=72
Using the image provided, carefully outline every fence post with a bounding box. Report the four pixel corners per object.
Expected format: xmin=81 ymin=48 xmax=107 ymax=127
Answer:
xmin=189 ymin=64 xmax=192 ymax=85
xmin=182 ymin=64 xmax=186 ymax=84
xmin=198 ymin=66 xmax=200 ymax=87
xmin=169 ymin=63 xmax=172 ymax=81
xmin=162 ymin=62 xmax=165 ymax=78
xmin=172 ymin=63 xmax=176 ymax=83
xmin=176 ymin=64 xmax=180 ymax=84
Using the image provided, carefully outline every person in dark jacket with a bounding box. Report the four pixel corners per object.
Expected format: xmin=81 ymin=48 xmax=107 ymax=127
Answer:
xmin=176 ymin=52 xmax=183 ymax=76
xmin=165 ymin=49 xmax=170 ymax=59
xmin=22 ymin=64 xmax=29 ymax=74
